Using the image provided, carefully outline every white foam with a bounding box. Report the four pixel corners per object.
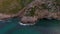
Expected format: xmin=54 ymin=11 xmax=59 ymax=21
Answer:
xmin=19 ymin=22 xmax=36 ymax=26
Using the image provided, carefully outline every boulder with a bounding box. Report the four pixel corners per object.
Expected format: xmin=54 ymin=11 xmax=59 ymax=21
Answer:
xmin=21 ymin=16 xmax=38 ymax=24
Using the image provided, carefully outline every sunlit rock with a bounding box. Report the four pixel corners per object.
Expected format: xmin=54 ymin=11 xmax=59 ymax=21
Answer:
xmin=20 ymin=16 xmax=38 ymax=25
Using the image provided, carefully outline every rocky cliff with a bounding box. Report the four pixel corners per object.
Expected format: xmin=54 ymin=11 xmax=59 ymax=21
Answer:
xmin=17 ymin=0 xmax=60 ymax=24
xmin=0 ymin=0 xmax=60 ymax=24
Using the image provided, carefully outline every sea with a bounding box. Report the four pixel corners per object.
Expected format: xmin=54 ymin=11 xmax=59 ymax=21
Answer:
xmin=0 ymin=17 xmax=60 ymax=34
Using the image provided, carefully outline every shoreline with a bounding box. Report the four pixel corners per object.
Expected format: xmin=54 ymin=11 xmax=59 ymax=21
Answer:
xmin=19 ymin=22 xmax=36 ymax=26
xmin=0 ymin=13 xmax=16 ymax=20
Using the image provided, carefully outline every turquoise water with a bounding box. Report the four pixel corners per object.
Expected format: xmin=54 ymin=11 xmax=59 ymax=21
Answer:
xmin=0 ymin=18 xmax=60 ymax=34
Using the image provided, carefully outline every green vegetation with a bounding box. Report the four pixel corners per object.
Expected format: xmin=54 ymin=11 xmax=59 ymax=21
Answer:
xmin=0 ymin=0 xmax=33 ymax=14
xmin=25 ymin=7 xmax=36 ymax=16
xmin=29 ymin=7 xmax=36 ymax=16
xmin=55 ymin=0 xmax=60 ymax=6
xmin=41 ymin=4 xmax=47 ymax=9
xmin=0 ymin=0 xmax=60 ymax=14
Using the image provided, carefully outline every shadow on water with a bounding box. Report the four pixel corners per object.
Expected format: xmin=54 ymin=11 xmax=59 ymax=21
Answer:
xmin=35 ymin=18 xmax=60 ymax=27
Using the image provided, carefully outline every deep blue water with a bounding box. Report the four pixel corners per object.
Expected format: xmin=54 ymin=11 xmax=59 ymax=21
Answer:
xmin=0 ymin=18 xmax=60 ymax=34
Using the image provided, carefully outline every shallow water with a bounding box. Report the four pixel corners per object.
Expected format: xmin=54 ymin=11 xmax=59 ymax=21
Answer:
xmin=0 ymin=18 xmax=60 ymax=34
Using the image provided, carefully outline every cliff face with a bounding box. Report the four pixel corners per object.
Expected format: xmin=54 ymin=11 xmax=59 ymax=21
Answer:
xmin=21 ymin=16 xmax=38 ymax=24
xmin=17 ymin=0 xmax=60 ymax=24
xmin=0 ymin=0 xmax=60 ymax=24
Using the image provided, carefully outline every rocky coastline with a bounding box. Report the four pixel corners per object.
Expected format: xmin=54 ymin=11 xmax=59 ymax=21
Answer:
xmin=0 ymin=13 xmax=16 ymax=20
xmin=15 ymin=0 xmax=60 ymax=25
xmin=19 ymin=11 xmax=60 ymax=25
xmin=0 ymin=0 xmax=60 ymax=25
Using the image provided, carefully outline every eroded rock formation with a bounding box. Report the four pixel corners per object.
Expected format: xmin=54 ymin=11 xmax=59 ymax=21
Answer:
xmin=18 ymin=0 xmax=60 ymax=25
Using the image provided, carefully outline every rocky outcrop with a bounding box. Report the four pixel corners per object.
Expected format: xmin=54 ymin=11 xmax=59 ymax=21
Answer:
xmin=0 ymin=13 xmax=15 ymax=20
xmin=21 ymin=16 xmax=38 ymax=24
xmin=47 ymin=12 xmax=60 ymax=20
xmin=17 ymin=0 xmax=60 ymax=25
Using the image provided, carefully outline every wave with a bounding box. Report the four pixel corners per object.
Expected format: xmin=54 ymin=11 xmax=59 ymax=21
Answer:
xmin=19 ymin=22 xmax=36 ymax=26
